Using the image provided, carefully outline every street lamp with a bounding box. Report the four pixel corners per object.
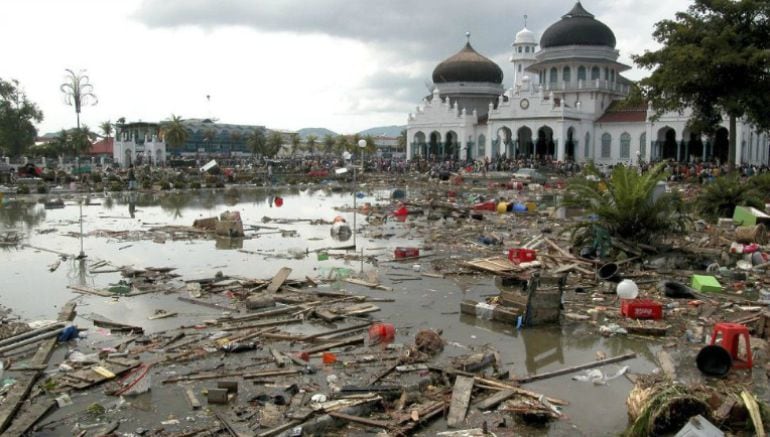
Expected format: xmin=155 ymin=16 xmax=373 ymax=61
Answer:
xmin=352 ymin=139 xmax=367 ymax=249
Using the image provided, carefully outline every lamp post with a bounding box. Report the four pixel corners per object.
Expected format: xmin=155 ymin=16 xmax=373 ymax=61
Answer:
xmin=352 ymin=139 xmax=367 ymax=249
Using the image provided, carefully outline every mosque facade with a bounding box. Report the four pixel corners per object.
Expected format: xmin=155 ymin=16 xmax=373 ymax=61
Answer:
xmin=406 ymin=2 xmax=769 ymax=166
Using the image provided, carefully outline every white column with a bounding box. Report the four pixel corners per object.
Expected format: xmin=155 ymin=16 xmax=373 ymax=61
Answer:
xmin=485 ymin=124 xmax=493 ymax=161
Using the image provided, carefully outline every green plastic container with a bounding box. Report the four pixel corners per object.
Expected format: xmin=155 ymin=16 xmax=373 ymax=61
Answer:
xmin=691 ymin=275 xmax=722 ymax=293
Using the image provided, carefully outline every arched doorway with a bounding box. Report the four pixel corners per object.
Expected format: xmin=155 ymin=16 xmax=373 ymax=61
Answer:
xmin=413 ymin=132 xmax=426 ymax=158
xmin=517 ymin=126 xmax=533 ymax=158
xmin=565 ymin=127 xmax=576 ymax=161
xmin=124 ymin=149 xmax=133 ymax=167
xmin=156 ymin=149 xmax=163 ymax=166
xmin=429 ymin=131 xmax=441 ymax=159
xmin=497 ymin=127 xmax=512 ymax=158
xmin=445 ymin=131 xmax=458 ymax=160
xmin=658 ymin=127 xmax=677 ymax=160
xmin=477 ymin=135 xmax=486 ymax=159
xmin=584 ymin=132 xmax=591 ymax=159
xmin=536 ymin=126 xmax=555 ymax=158
xmin=685 ymin=131 xmax=703 ymax=162
xmin=714 ymin=127 xmax=729 ymax=164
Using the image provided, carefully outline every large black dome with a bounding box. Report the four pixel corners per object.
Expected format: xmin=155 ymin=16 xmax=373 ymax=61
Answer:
xmin=432 ymin=42 xmax=503 ymax=84
xmin=540 ymin=2 xmax=616 ymax=49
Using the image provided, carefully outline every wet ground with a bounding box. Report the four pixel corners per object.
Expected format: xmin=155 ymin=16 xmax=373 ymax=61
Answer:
xmin=0 ymin=186 xmax=661 ymax=435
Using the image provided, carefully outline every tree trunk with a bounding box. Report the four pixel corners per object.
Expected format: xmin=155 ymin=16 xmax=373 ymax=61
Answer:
xmin=729 ymin=114 xmax=737 ymax=169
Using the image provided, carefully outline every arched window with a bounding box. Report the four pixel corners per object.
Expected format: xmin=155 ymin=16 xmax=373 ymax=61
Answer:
xmin=610 ymin=70 xmax=615 ymax=82
xmin=640 ymin=132 xmax=647 ymax=159
xmin=577 ymin=66 xmax=586 ymax=81
xmin=539 ymin=71 xmax=544 ymax=84
xmin=525 ymin=46 xmax=530 ymax=53
xmin=563 ymin=67 xmax=571 ymax=83
xmin=604 ymin=67 xmax=609 ymax=80
xmin=620 ymin=133 xmax=631 ymax=158
xmin=584 ymin=132 xmax=591 ymax=158
xmin=549 ymin=67 xmax=558 ymax=83
xmin=601 ymin=133 xmax=611 ymax=158
xmin=591 ymin=66 xmax=600 ymax=80
xmin=518 ymin=46 xmax=523 ymax=53
xmin=518 ymin=64 xmax=522 ymax=72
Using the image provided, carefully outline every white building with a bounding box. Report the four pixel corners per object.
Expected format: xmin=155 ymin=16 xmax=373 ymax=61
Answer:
xmin=113 ymin=122 xmax=166 ymax=167
xmin=406 ymin=2 xmax=769 ymax=166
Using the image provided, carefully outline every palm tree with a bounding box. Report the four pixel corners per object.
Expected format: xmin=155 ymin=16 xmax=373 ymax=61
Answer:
xmin=398 ymin=129 xmax=407 ymax=153
xmin=349 ymin=134 xmax=362 ymax=154
xmin=53 ymin=130 xmax=69 ymax=156
xmin=161 ymin=115 xmax=188 ymax=151
xmin=289 ymin=133 xmax=300 ymax=157
xmin=229 ymin=130 xmax=243 ymax=152
xmin=334 ymin=135 xmax=349 ymax=155
xmin=60 ymin=69 xmax=97 ymax=129
xmin=265 ymin=131 xmax=283 ymax=158
xmin=71 ymin=126 xmax=95 ymax=156
xmin=248 ymin=129 xmax=266 ymax=158
xmin=564 ymin=163 xmax=690 ymax=245
xmin=364 ymin=134 xmax=376 ymax=154
xmin=99 ymin=121 xmax=113 ymax=141
xmin=306 ymin=135 xmax=318 ymax=156
xmin=323 ymin=134 xmax=335 ymax=155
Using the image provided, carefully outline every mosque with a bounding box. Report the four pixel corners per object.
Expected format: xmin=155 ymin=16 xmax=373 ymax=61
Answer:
xmin=405 ymin=2 xmax=769 ymax=166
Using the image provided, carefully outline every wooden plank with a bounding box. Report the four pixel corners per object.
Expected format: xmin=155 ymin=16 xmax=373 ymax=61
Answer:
xmin=266 ymin=267 xmax=292 ymax=293
xmin=302 ymin=337 xmax=364 ymax=355
xmin=0 ymin=372 xmax=39 ymax=432
xmin=327 ymin=411 xmax=392 ymax=429
xmin=185 ymin=388 xmax=202 ymax=410
xmin=475 ymin=389 xmax=515 ymax=411
xmin=4 ymin=398 xmax=56 ymax=436
xmin=178 ymin=296 xmax=237 ymax=312
xmin=447 ymin=375 xmax=474 ymax=428
xmin=656 ymin=350 xmax=677 ymax=380
xmin=515 ymin=352 xmax=637 ymax=384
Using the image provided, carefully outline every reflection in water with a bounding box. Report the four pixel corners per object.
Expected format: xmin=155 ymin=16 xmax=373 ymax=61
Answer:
xmin=67 ymin=257 xmax=94 ymax=287
xmin=128 ymin=191 xmax=137 ymax=219
xmin=0 ymin=200 xmax=46 ymax=230
xmin=521 ymin=326 xmax=565 ymax=375
xmin=215 ymin=237 xmax=243 ymax=250
xmin=159 ymin=192 xmax=194 ymax=219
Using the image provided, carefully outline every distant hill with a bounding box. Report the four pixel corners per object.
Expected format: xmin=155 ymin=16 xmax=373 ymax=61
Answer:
xmin=297 ymin=127 xmax=337 ymax=139
xmin=358 ymin=125 xmax=405 ymax=137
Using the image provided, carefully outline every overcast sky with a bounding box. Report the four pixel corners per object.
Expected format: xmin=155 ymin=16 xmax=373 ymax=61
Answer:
xmin=1 ymin=0 xmax=690 ymax=136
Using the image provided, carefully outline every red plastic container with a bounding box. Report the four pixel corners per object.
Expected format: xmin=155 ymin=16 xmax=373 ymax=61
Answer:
xmin=473 ymin=201 xmax=497 ymax=211
xmin=621 ymin=299 xmax=663 ymax=320
xmin=395 ymin=247 xmax=419 ymax=259
xmin=508 ymin=248 xmax=537 ymax=264
xmin=322 ymin=352 xmax=337 ymax=364
xmin=368 ymin=323 xmax=395 ymax=344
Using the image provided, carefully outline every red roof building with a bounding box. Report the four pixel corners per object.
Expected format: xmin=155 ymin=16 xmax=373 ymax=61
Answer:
xmin=89 ymin=138 xmax=113 ymax=155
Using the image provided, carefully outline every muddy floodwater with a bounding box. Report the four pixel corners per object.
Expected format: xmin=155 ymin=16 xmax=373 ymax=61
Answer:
xmin=0 ymin=187 xmax=659 ymax=435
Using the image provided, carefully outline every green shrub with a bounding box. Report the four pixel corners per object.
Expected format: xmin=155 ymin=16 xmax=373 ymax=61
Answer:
xmin=160 ymin=181 xmax=172 ymax=190
xmin=17 ymin=185 xmax=30 ymax=195
xmin=215 ymin=181 xmax=225 ymax=188
xmin=36 ymin=183 xmax=48 ymax=194
xmin=141 ymin=180 xmax=153 ymax=190
xmin=109 ymin=181 xmax=123 ymax=192
xmin=696 ymin=175 xmax=763 ymax=221
xmin=173 ymin=181 xmax=187 ymax=189
xmin=190 ymin=181 xmax=202 ymax=189
xmin=564 ymin=163 xmax=690 ymax=245
xmin=90 ymin=173 xmax=102 ymax=183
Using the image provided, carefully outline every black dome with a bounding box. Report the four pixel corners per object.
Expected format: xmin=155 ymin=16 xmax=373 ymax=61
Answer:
xmin=432 ymin=42 xmax=503 ymax=84
xmin=540 ymin=2 xmax=616 ymax=49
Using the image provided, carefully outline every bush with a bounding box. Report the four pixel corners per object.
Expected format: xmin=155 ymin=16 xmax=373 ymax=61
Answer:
xmin=215 ymin=181 xmax=225 ymax=188
xmin=160 ymin=181 xmax=172 ymax=190
xmin=17 ymin=185 xmax=30 ymax=195
xmin=190 ymin=181 xmax=202 ymax=189
xmin=141 ymin=180 xmax=153 ymax=190
xmin=90 ymin=173 xmax=102 ymax=184
xmin=564 ymin=163 xmax=690 ymax=245
xmin=696 ymin=175 xmax=763 ymax=221
xmin=109 ymin=181 xmax=123 ymax=192
xmin=36 ymin=183 xmax=48 ymax=194
xmin=173 ymin=181 xmax=187 ymax=189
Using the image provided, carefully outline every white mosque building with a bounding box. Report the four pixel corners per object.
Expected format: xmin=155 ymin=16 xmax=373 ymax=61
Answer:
xmin=406 ymin=2 xmax=769 ymax=166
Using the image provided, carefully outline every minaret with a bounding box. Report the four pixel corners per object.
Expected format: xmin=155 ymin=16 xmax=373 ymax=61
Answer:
xmin=510 ymin=15 xmax=538 ymax=89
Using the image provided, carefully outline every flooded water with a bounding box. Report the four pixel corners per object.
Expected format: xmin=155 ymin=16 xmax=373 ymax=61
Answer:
xmin=0 ymin=187 xmax=657 ymax=436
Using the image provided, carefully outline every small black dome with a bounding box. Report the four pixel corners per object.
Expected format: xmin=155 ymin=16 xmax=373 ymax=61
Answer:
xmin=432 ymin=42 xmax=503 ymax=84
xmin=540 ymin=2 xmax=616 ymax=49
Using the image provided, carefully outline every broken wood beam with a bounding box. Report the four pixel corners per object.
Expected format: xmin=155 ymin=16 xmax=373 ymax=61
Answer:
xmin=327 ymin=411 xmax=392 ymax=430
xmin=301 ymin=337 xmax=364 ymax=355
xmin=447 ymin=375 xmax=474 ymax=428
xmin=475 ymin=389 xmax=516 ymax=411
xmin=514 ymin=352 xmax=637 ymax=384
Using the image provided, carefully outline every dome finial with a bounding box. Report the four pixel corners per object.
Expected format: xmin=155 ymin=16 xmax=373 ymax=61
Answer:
xmin=465 ymin=32 xmax=471 ymax=43
xmin=524 ymin=14 xmax=528 ymax=28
